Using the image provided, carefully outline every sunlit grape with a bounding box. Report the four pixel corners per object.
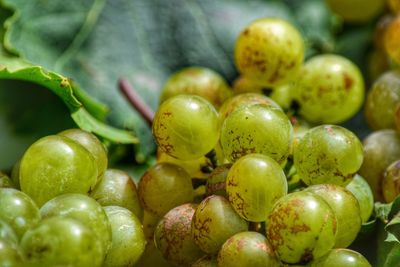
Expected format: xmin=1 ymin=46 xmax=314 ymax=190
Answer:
xmin=309 ymin=248 xmax=371 ymax=267
xmin=346 ymin=175 xmax=374 ymax=223
xmin=385 ymin=16 xmax=400 ymax=64
xmin=326 ymin=0 xmax=385 ymax=23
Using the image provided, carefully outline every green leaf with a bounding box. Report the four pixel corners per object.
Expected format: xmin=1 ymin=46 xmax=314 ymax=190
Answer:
xmin=386 ymin=215 xmax=400 ymax=244
xmin=382 ymin=243 xmax=400 ymax=267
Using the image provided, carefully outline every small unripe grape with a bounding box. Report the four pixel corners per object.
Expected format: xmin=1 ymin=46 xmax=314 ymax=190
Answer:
xmin=206 ymin=164 xmax=232 ymax=197
xmin=235 ymin=18 xmax=304 ymax=87
xmin=385 ymin=16 xmax=400 ymax=64
xmin=382 ymin=160 xmax=400 ymax=203
xmin=309 ymin=248 xmax=371 ymax=267
xmin=346 ymin=175 xmax=374 ymax=223
xmin=325 ymin=0 xmax=385 ymax=23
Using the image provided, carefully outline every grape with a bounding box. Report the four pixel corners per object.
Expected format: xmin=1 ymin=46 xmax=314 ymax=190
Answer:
xmin=373 ymin=15 xmax=395 ymax=49
xmin=226 ymin=154 xmax=287 ymax=222
xmin=206 ymin=164 xmax=232 ymax=197
xmin=58 ymin=128 xmax=108 ymax=178
xmin=0 ymin=239 xmax=24 ymax=267
xmin=220 ymin=104 xmax=293 ymax=164
xmin=382 ymin=160 xmax=400 ymax=202
xmin=0 ymin=220 xmax=18 ymax=244
xmin=159 ymin=67 xmax=232 ymax=108
xmin=388 ymin=0 xmax=400 ymax=13
xmin=346 ymin=175 xmax=374 ymax=223
xmin=367 ymin=49 xmax=391 ymax=82
xmin=270 ymin=83 xmax=295 ymax=110
xmin=385 ymin=16 xmax=400 ymax=64
xmin=40 ymin=193 xmax=112 ymax=256
xmin=294 ymin=54 xmax=364 ymax=124
xmin=309 ymin=248 xmax=371 ymax=267
xmin=291 ymin=116 xmax=311 ymax=153
xmin=138 ymin=163 xmax=194 ymax=217
xmin=306 ymin=184 xmax=361 ymax=248
xmin=152 ymin=95 xmax=219 ymax=160
xmin=90 ymin=169 xmax=143 ymax=220
xmin=266 ymin=191 xmax=337 ymax=264
xmin=365 ymin=70 xmax=400 ymax=130
xmin=235 ymin=18 xmax=304 ymax=87
xmin=21 ymin=217 xmax=103 ymax=267
xmin=293 ymin=125 xmax=363 ymax=186
xmin=325 ymin=0 xmax=385 ymax=23
xmin=232 ymin=76 xmax=264 ymax=95
xmin=192 ymin=255 xmax=217 ymax=267
xmin=191 ymin=195 xmax=248 ymax=255
xmin=19 ymin=135 xmax=98 ymax=206
xmin=142 ymin=210 xmax=161 ymax=241
xmin=359 ymin=130 xmax=400 ymax=200
xmin=0 ymin=188 xmax=40 ymax=239
xmin=135 ymin=242 xmax=175 ymax=267
xmin=0 ymin=172 xmax=14 ymax=188
xmin=154 ymin=203 xmax=204 ymax=266
xmin=10 ymin=160 xmax=20 ymax=189
xmin=217 ymin=231 xmax=279 ymax=267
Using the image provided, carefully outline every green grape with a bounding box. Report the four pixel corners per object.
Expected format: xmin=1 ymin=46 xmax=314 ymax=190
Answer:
xmin=385 ymin=16 xmax=400 ymax=64
xmin=306 ymin=184 xmax=361 ymax=248
xmin=21 ymin=217 xmax=103 ymax=267
xmin=0 ymin=188 xmax=40 ymax=239
xmin=142 ymin=210 xmax=161 ymax=241
xmin=382 ymin=160 xmax=400 ymax=202
xmin=346 ymin=175 xmax=374 ymax=223
xmin=10 ymin=160 xmax=20 ymax=189
xmin=0 ymin=220 xmax=18 ymax=245
xmin=159 ymin=67 xmax=232 ymax=108
xmin=40 ymin=193 xmax=112 ymax=256
xmin=226 ymin=154 xmax=287 ymax=222
xmin=294 ymin=54 xmax=364 ymax=124
xmin=0 ymin=172 xmax=14 ymax=188
xmin=206 ymin=164 xmax=232 ymax=197
xmin=309 ymin=248 xmax=371 ymax=267
xmin=220 ymin=104 xmax=293 ymax=164
xmin=154 ymin=203 xmax=204 ymax=266
xmin=359 ymin=130 xmax=400 ymax=200
xmin=270 ymin=83 xmax=295 ymax=110
xmin=0 ymin=239 xmax=24 ymax=267
xmin=217 ymin=231 xmax=279 ymax=267
xmin=103 ymin=206 xmax=145 ymax=267
xmin=191 ymin=195 xmax=248 ymax=255
xmin=232 ymin=76 xmax=264 ymax=95
xmin=19 ymin=135 xmax=98 ymax=206
xmin=192 ymin=255 xmax=217 ymax=267
xmin=138 ymin=163 xmax=194 ymax=217
xmin=135 ymin=242 xmax=175 ymax=267
xmin=235 ymin=18 xmax=304 ymax=87
xmin=152 ymin=95 xmax=219 ymax=160
xmin=58 ymin=128 xmax=108 ymax=178
xmin=294 ymin=125 xmax=363 ymax=186
xmin=325 ymin=0 xmax=385 ymax=23
xmin=365 ymin=70 xmax=400 ymax=130
xmin=90 ymin=169 xmax=143 ymax=220
xmin=266 ymin=191 xmax=337 ymax=264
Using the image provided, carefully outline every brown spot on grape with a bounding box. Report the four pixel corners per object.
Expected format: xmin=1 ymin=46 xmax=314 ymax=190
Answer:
xmin=343 ymin=73 xmax=353 ymax=91
xmin=300 ymin=248 xmax=314 ymax=263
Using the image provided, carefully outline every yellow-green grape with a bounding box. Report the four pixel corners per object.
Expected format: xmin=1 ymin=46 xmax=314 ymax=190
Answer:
xmin=0 ymin=172 xmax=14 ymax=188
xmin=217 ymin=232 xmax=280 ymax=267
xmin=226 ymin=154 xmax=287 ymax=222
xmin=270 ymin=83 xmax=295 ymax=110
xmin=294 ymin=125 xmax=363 ymax=186
xmin=206 ymin=164 xmax=232 ymax=197
xmin=0 ymin=239 xmax=24 ymax=267
xmin=160 ymin=67 xmax=232 ymax=108
xmin=382 ymin=160 xmax=400 ymax=202
xmin=388 ymin=0 xmax=400 ymax=13
xmin=220 ymin=104 xmax=293 ymax=164
xmin=306 ymin=184 xmax=361 ymax=248
xmin=153 ymin=95 xmax=219 ymax=160
xmin=154 ymin=203 xmax=204 ymax=266
xmin=191 ymin=195 xmax=248 ymax=255
xmin=192 ymin=255 xmax=217 ymax=267
xmin=103 ymin=206 xmax=145 ymax=267
xmin=90 ymin=169 xmax=143 ymax=220
xmin=359 ymin=130 xmax=400 ymax=200
xmin=58 ymin=128 xmax=108 ymax=178
xmin=325 ymin=0 xmax=385 ymax=23
xmin=346 ymin=175 xmax=374 ymax=223
xmin=19 ymin=135 xmax=98 ymax=206
xmin=385 ymin=16 xmax=400 ymax=64
xmin=267 ymin=191 xmax=337 ymax=264
xmin=0 ymin=188 xmax=40 ymax=239
xmin=21 ymin=217 xmax=103 ymax=267
xmin=40 ymin=194 xmax=112 ymax=256
xmin=294 ymin=54 xmax=364 ymax=124
xmin=138 ymin=163 xmax=194 ymax=217
xmin=232 ymin=76 xmax=264 ymax=95
xmin=309 ymin=248 xmax=371 ymax=267
xmin=235 ymin=18 xmax=304 ymax=87
xmin=10 ymin=160 xmax=20 ymax=189
xmin=365 ymin=70 xmax=400 ymax=130
xmin=135 ymin=242 xmax=175 ymax=267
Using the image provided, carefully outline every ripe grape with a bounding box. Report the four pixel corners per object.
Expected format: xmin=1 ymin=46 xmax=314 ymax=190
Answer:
xmin=138 ymin=163 xmax=194 ymax=217
xmin=325 ymin=0 xmax=385 ymax=23
xmin=192 ymin=255 xmax=217 ymax=267
xmin=191 ymin=195 xmax=248 ymax=255
xmin=90 ymin=169 xmax=143 ymax=220
xmin=346 ymin=175 xmax=374 ymax=223
xmin=154 ymin=203 xmax=204 ymax=266
xmin=220 ymin=104 xmax=293 ymax=164
xmin=206 ymin=164 xmax=232 ymax=197
xmin=306 ymin=184 xmax=361 ymax=248
xmin=267 ymin=191 xmax=337 ymax=264
xmin=40 ymin=193 xmax=112 ymax=256
xmin=235 ymin=18 xmax=304 ymax=87
xmin=294 ymin=54 xmax=364 ymax=124
xmin=19 ymin=135 xmax=98 ymax=206
xmin=309 ymin=248 xmax=371 ymax=267
xmin=382 ymin=160 xmax=400 ymax=202
xmin=365 ymin=70 xmax=400 ymax=130
xmin=385 ymin=16 xmax=400 ymax=64
xmin=103 ymin=206 xmax=145 ymax=267
xmin=0 ymin=239 xmax=24 ymax=267
xmin=0 ymin=188 xmax=40 ymax=239
xmin=152 ymin=95 xmax=219 ymax=160
xmin=217 ymin=231 xmax=279 ymax=267
xmin=21 ymin=217 xmax=103 ymax=267
xmin=226 ymin=154 xmax=287 ymax=222
xmin=232 ymin=76 xmax=264 ymax=94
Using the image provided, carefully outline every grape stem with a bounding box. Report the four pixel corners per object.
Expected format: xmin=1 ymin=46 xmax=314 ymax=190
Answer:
xmin=118 ymin=78 xmax=154 ymax=127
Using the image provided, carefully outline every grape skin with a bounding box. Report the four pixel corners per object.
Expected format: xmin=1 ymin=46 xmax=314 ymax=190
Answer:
xmin=346 ymin=175 xmax=374 ymax=223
